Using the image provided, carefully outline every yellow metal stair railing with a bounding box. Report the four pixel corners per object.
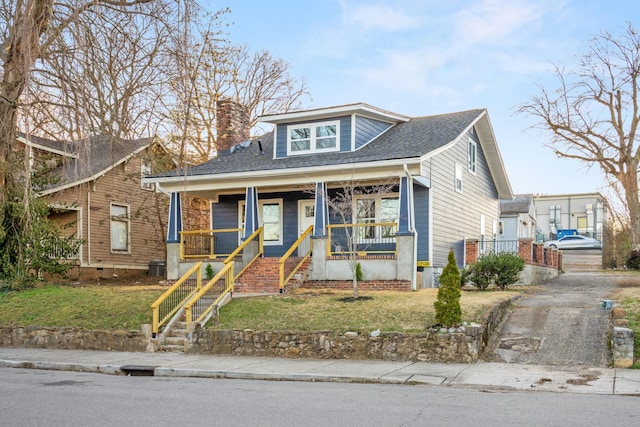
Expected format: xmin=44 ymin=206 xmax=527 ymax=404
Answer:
xmin=279 ymin=225 xmax=313 ymax=291
xmin=180 ymin=228 xmax=243 ymax=259
xmin=224 ymin=227 xmax=263 ymax=281
xmin=184 ymin=261 xmax=235 ymax=330
xmin=151 ymin=262 xmax=203 ymax=336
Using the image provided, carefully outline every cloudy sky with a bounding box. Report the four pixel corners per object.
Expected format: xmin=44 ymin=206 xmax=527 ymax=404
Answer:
xmin=204 ymin=0 xmax=640 ymax=197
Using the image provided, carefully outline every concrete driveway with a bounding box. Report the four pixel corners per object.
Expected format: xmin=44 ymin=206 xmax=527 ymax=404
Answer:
xmin=482 ymin=266 xmax=627 ymax=367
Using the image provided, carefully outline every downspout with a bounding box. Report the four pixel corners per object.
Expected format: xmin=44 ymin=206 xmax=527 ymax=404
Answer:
xmin=404 ymin=164 xmax=418 ymax=291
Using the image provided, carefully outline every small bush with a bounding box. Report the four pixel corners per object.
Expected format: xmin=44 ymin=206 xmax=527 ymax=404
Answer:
xmin=205 ymin=264 xmax=215 ymax=280
xmin=625 ymin=250 xmax=640 ymax=270
xmin=464 ymin=252 xmax=525 ymax=290
xmin=434 ymin=250 xmax=462 ymax=327
xmin=356 ymin=262 xmax=363 ymax=281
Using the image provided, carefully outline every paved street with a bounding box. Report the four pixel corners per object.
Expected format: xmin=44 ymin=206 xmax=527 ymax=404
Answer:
xmin=2 ymin=368 xmax=640 ymax=427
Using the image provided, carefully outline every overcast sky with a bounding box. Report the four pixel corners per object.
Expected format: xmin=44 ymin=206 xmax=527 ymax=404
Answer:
xmin=203 ymin=0 xmax=640 ymax=198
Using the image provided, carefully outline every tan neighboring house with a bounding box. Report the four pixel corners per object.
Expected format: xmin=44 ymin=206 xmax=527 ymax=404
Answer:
xmin=20 ymin=134 xmax=170 ymax=280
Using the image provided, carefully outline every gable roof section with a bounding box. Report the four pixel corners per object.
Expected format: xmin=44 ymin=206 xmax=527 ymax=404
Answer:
xmin=149 ymin=106 xmax=512 ymax=199
xmin=30 ymin=135 xmax=153 ymax=196
xmin=156 ymin=109 xmax=486 ymax=178
xmin=258 ymin=102 xmax=411 ymax=124
xmin=501 ymin=194 xmax=534 ymax=215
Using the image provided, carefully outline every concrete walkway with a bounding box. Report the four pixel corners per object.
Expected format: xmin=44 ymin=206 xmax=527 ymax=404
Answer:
xmin=2 ymin=347 xmax=640 ymax=395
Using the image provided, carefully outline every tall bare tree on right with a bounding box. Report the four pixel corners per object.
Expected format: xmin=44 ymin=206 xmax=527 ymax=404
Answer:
xmin=518 ymin=24 xmax=640 ymax=247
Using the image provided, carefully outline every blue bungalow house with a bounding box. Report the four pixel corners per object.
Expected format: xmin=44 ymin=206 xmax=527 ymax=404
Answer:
xmin=146 ymin=100 xmax=513 ymax=291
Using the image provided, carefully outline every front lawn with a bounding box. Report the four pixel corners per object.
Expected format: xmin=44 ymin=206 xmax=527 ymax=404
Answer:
xmin=213 ymin=288 xmax=521 ymax=333
xmin=0 ymin=282 xmax=164 ymax=330
xmin=0 ymin=282 xmax=522 ymax=333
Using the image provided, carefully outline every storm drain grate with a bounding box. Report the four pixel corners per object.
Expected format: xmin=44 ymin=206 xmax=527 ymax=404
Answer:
xmin=120 ymin=365 xmax=156 ymax=376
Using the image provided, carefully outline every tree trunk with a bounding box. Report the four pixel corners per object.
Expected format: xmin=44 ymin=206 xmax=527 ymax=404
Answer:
xmin=0 ymin=0 xmax=54 ymax=201
xmin=619 ymin=165 xmax=640 ymax=248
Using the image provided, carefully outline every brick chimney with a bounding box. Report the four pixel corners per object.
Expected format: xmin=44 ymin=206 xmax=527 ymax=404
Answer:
xmin=216 ymin=99 xmax=250 ymax=156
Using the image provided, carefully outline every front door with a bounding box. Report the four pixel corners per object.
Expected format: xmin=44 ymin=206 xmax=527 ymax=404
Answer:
xmin=298 ymin=200 xmax=315 ymax=235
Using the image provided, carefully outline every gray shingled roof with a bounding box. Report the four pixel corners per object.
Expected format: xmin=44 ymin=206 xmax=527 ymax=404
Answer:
xmin=500 ymin=194 xmax=533 ymax=215
xmin=155 ymin=109 xmax=485 ymax=178
xmin=37 ymin=135 xmax=152 ymax=192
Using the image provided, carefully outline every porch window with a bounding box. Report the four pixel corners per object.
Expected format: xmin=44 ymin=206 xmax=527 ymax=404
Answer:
xmin=287 ymin=121 xmax=339 ymax=155
xmin=238 ymin=198 xmax=283 ymax=245
xmin=110 ymin=204 xmax=130 ymax=252
xmin=354 ymin=194 xmax=399 ymax=240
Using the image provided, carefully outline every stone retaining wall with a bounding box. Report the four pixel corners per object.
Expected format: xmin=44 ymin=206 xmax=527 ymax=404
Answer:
xmin=186 ymin=296 xmax=519 ymax=362
xmin=0 ymin=297 xmax=519 ymax=363
xmin=0 ymin=326 xmax=148 ymax=352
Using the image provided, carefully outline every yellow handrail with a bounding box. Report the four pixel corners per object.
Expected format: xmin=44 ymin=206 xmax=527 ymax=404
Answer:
xmin=184 ymin=261 xmax=235 ymax=330
xmin=224 ymin=227 xmax=263 ymax=280
xmin=180 ymin=228 xmax=243 ymax=259
xmin=326 ymin=222 xmax=398 ymax=257
xmin=279 ymin=225 xmax=313 ymax=290
xmin=151 ymin=262 xmax=203 ymax=335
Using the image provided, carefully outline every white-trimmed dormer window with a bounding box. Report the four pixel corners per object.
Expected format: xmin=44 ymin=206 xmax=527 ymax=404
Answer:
xmin=287 ymin=121 xmax=339 ymax=155
xmin=468 ymin=139 xmax=477 ymax=174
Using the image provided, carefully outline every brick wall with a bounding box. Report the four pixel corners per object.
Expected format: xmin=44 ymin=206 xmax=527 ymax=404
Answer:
xmin=302 ymin=280 xmax=411 ymax=292
xmin=216 ymin=99 xmax=249 ymax=154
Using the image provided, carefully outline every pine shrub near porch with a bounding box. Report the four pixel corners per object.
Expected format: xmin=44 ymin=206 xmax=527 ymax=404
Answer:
xmin=434 ymin=250 xmax=462 ymax=327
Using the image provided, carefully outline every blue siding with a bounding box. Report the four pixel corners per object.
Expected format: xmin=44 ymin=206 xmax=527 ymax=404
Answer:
xmin=211 ymin=192 xmax=313 ymax=257
xmin=355 ymin=116 xmax=393 ymax=149
xmin=414 ymin=184 xmax=430 ymax=262
xmin=275 ymin=116 xmax=352 ymax=158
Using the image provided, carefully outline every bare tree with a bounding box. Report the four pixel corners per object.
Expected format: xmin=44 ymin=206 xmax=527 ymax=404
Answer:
xmin=24 ymin=4 xmax=173 ymax=140
xmin=164 ymin=15 xmax=311 ymax=163
xmin=325 ymin=179 xmax=396 ymax=299
xmin=518 ymin=23 xmax=640 ymax=246
xmin=0 ymin=0 xmax=155 ymax=287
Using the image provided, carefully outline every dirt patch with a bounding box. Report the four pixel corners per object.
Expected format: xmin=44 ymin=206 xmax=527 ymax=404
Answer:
xmin=566 ymin=374 xmax=599 ymax=386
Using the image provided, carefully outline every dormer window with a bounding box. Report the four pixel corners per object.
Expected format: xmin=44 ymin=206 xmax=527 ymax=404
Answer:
xmin=287 ymin=121 xmax=339 ymax=155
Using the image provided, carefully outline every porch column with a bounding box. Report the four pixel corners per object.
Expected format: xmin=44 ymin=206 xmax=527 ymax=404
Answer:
xmin=397 ymin=176 xmax=414 ymax=235
xmin=166 ymin=192 xmax=183 ymax=243
xmin=313 ymin=182 xmax=329 ymax=238
xmin=243 ymin=186 xmax=259 ymax=240
xmin=166 ymin=192 xmax=182 ymax=281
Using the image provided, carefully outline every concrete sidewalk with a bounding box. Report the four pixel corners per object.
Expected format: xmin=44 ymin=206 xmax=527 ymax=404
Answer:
xmin=2 ymin=347 xmax=640 ymax=395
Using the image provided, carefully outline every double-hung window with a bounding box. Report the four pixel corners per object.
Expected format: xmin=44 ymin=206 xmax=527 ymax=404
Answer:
xmin=141 ymin=159 xmax=153 ymax=190
xmin=354 ymin=195 xmax=399 ymax=241
xmin=287 ymin=121 xmax=339 ymax=155
xmin=110 ymin=204 xmax=130 ymax=253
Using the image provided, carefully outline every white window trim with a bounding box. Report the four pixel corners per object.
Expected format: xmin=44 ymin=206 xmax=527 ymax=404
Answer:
xmin=286 ymin=120 xmax=340 ymax=156
xmin=352 ymin=193 xmax=400 ymax=241
xmin=141 ymin=159 xmax=154 ymax=191
xmin=454 ymin=163 xmax=463 ymax=193
xmin=468 ymin=139 xmax=477 ymax=175
xmin=110 ymin=203 xmax=130 ymax=254
xmin=238 ymin=198 xmax=284 ymax=246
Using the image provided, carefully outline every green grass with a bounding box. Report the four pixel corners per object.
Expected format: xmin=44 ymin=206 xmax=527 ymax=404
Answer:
xmin=0 ymin=283 xmax=521 ymax=333
xmin=610 ymin=273 xmax=640 ymax=368
xmin=213 ymin=288 xmax=521 ymax=333
xmin=0 ymin=283 xmax=164 ymax=330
